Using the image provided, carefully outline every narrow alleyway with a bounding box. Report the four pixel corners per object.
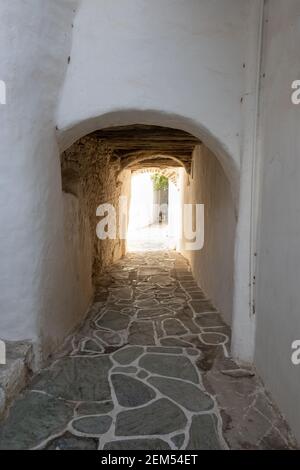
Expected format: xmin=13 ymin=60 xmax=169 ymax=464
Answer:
xmin=0 ymin=252 xmax=296 ymax=450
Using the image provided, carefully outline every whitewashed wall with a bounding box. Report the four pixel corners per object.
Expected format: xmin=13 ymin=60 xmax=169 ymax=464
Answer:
xmin=255 ymin=0 xmax=300 ymax=443
xmin=0 ymin=0 xmax=78 ymax=360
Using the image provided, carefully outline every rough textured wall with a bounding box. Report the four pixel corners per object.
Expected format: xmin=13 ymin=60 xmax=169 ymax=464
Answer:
xmin=180 ymin=145 xmax=236 ymax=325
xmin=255 ymin=0 xmax=300 ymax=443
xmin=61 ymin=135 xmax=131 ymax=284
xmin=62 ymin=192 xmax=93 ymax=327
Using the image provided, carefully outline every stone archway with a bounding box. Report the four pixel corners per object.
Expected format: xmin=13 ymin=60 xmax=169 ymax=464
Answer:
xmin=55 ymin=109 xmax=257 ymax=366
xmin=59 ymin=120 xmax=242 ymax=358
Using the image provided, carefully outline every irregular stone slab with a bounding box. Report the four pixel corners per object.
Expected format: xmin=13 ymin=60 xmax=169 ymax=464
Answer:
xmin=156 ymin=286 xmax=175 ymax=294
xmin=0 ymin=341 xmax=32 ymax=411
xmin=0 ymin=387 xmax=5 ymax=416
xmin=188 ymin=291 xmax=207 ymax=300
xmin=94 ymin=290 xmax=109 ymax=303
xmin=187 ymin=348 xmax=199 ymax=356
xmin=72 ymin=416 xmax=112 ymax=435
xmin=95 ymin=330 xmax=122 ymax=346
xmin=136 ymin=284 xmax=156 ymax=292
xmin=147 ymin=346 xmax=182 ymax=354
xmin=163 ymin=319 xmax=187 ymax=336
xmin=116 ymin=299 xmax=135 ymax=307
xmin=121 ymin=307 xmax=136 ymax=316
xmin=113 ymin=347 xmax=143 ymax=365
xmin=259 ymin=427 xmax=292 ymax=450
xmin=137 ymin=308 xmax=170 ymax=319
xmin=176 ymin=307 xmax=200 ymax=334
xmin=46 ymin=432 xmax=98 ymax=450
xmin=221 ymin=368 xmax=255 ymax=379
xmin=0 ymin=391 xmax=73 ymax=450
xmin=31 ymin=356 xmax=112 ymax=401
xmin=95 ymin=274 xmax=113 ymax=288
xmin=96 ymin=311 xmax=129 ymax=331
xmin=196 ymin=346 xmax=218 ymax=371
xmin=200 ymin=332 xmax=227 ymax=345
xmin=139 ymin=354 xmax=198 ymax=383
xmin=148 ymin=377 xmax=213 ymax=412
xmin=156 ymin=293 xmax=173 ymax=300
xmin=128 ymin=322 xmax=155 ymax=345
xmin=115 ymin=398 xmax=187 ymax=436
xmin=161 ymin=337 xmax=193 ymax=348
xmin=172 ymin=434 xmax=185 ymax=449
xmin=140 ymin=267 xmax=165 ymax=276
xmin=128 ymin=270 xmax=138 ymax=281
xmin=187 ymin=414 xmax=221 ymax=450
xmin=190 ymin=301 xmax=217 ymax=313
xmin=136 ymin=299 xmax=159 ymax=309
xmin=149 ymin=275 xmax=174 ymax=286
xmin=112 ymin=366 xmax=137 ymax=374
xmin=137 ymin=370 xmax=149 ymax=379
xmin=80 ymin=339 xmax=104 ymax=353
xmin=136 ymin=292 xmax=155 ymax=300
xmin=104 ymin=438 xmax=170 ymax=450
xmin=113 ymin=287 xmax=133 ymax=300
xmin=77 ymin=401 xmax=113 ymax=416
xmin=161 ymin=297 xmax=186 ymax=305
xmin=180 ymin=282 xmax=199 ymax=288
xmin=112 ymin=374 xmax=156 ymax=407
xmin=110 ymin=272 xmax=129 ymax=281
xmin=195 ymin=313 xmax=225 ymax=328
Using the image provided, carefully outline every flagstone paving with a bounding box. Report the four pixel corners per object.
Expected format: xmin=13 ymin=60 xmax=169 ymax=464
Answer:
xmin=0 ymin=252 xmax=297 ymax=450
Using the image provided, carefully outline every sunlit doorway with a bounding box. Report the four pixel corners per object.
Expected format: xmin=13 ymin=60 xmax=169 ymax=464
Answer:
xmin=127 ymin=170 xmax=180 ymax=252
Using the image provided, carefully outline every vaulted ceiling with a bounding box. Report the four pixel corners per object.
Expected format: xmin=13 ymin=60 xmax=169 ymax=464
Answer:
xmin=93 ymin=125 xmax=200 ymax=173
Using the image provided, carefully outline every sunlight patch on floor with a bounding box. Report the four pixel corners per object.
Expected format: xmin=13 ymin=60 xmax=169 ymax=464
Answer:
xmin=127 ymin=223 xmax=176 ymax=252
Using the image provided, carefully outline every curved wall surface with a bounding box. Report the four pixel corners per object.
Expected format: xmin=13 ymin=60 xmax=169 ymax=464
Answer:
xmin=0 ymin=0 xmax=78 ymax=353
xmin=57 ymin=0 xmax=254 ymax=195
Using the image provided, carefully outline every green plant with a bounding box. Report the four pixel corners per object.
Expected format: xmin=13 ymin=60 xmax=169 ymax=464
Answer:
xmin=151 ymin=174 xmax=169 ymax=191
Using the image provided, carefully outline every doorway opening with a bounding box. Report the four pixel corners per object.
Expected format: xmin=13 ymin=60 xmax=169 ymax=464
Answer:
xmin=127 ymin=169 xmax=180 ymax=252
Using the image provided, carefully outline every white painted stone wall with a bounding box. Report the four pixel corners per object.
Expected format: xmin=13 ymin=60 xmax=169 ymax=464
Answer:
xmin=60 ymin=193 xmax=93 ymax=343
xmin=254 ymin=0 xmax=300 ymax=442
xmin=0 ymin=0 xmax=78 ymax=360
xmin=180 ymin=145 xmax=236 ymax=325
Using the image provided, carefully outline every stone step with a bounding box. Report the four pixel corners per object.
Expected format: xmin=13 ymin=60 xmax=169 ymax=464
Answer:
xmin=0 ymin=341 xmax=33 ymax=418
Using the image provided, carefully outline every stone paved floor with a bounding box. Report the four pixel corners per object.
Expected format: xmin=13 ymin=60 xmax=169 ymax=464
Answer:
xmin=0 ymin=252 xmax=297 ymax=450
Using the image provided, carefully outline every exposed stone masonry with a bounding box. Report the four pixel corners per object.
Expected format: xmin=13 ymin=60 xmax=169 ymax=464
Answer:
xmin=61 ymin=135 xmax=130 ymax=280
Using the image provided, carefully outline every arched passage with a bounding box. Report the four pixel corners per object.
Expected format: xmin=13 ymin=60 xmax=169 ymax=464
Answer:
xmin=57 ymin=110 xmax=240 ymax=207
xmin=59 ymin=121 xmax=237 ymax=343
